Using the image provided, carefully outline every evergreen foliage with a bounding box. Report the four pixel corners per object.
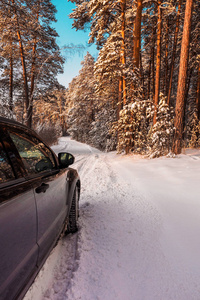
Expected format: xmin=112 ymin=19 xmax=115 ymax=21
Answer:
xmin=89 ymin=105 xmax=117 ymax=152
xmin=66 ymin=0 xmax=199 ymax=157
xmin=115 ymin=100 xmax=153 ymax=154
xmin=66 ymin=52 xmax=118 ymax=151
xmin=66 ymin=52 xmax=96 ymax=143
xmin=148 ymin=95 xmax=174 ymax=158
xmin=33 ymin=87 xmax=66 ymax=136
xmin=188 ymin=113 xmax=200 ymax=148
xmin=0 ymin=0 xmax=64 ymax=127
xmin=0 ymin=0 xmax=200 ymax=157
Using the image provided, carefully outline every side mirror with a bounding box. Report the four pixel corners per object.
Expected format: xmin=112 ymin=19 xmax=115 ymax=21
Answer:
xmin=58 ymin=152 xmax=75 ymax=168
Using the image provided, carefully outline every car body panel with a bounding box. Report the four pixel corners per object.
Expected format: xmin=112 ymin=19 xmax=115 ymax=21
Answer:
xmin=32 ymin=169 xmax=69 ymax=265
xmin=0 ymin=179 xmax=38 ymax=300
xmin=0 ymin=117 xmax=80 ymax=300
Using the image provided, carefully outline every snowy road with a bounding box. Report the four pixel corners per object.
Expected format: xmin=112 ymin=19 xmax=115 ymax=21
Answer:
xmin=24 ymin=137 xmax=200 ymax=300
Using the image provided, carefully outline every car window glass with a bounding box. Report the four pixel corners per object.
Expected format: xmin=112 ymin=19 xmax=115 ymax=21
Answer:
xmin=9 ymin=132 xmax=56 ymax=175
xmin=0 ymin=141 xmax=15 ymax=183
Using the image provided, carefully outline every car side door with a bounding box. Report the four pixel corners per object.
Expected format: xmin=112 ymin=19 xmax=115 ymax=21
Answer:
xmin=7 ymin=128 xmax=70 ymax=265
xmin=0 ymin=129 xmax=38 ymax=300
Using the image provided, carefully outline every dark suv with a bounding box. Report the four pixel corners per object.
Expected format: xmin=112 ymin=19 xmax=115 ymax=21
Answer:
xmin=0 ymin=117 xmax=80 ymax=300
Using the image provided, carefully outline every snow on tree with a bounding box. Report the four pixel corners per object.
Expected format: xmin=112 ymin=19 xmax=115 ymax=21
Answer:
xmin=187 ymin=113 xmax=200 ymax=148
xmin=89 ymin=104 xmax=117 ymax=151
xmin=67 ymin=0 xmax=199 ymax=156
xmin=115 ymin=99 xmax=153 ymax=154
xmin=66 ymin=52 xmax=96 ymax=143
xmin=66 ymin=51 xmax=118 ymax=151
xmin=0 ymin=0 xmax=64 ymax=127
xmin=148 ymin=94 xmax=174 ymax=158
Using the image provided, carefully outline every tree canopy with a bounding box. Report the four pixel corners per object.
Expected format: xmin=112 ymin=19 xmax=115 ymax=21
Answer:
xmin=66 ymin=0 xmax=200 ymax=156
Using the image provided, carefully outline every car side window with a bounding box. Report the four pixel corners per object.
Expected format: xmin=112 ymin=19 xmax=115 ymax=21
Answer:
xmin=9 ymin=131 xmax=56 ymax=175
xmin=0 ymin=141 xmax=15 ymax=183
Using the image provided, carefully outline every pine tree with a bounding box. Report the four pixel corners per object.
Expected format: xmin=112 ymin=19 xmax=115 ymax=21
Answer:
xmin=67 ymin=0 xmax=199 ymax=156
xmin=153 ymin=0 xmax=162 ymax=125
xmin=148 ymin=94 xmax=174 ymax=158
xmin=133 ymin=0 xmax=142 ymax=72
xmin=173 ymin=0 xmax=194 ymax=154
xmin=188 ymin=113 xmax=200 ymax=148
xmin=66 ymin=52 xmax=96 ymax=143
xmin=167 ymin=0 xmax=182 ymax=105
xmin=197 ymin=62 xmax=200 ymax=118
xmin=115 ymin=98 xmax=153 ymax=154
xmin=0 ymin=0 xmax=64 ymax=127
xmin=89 ymin=104 xmax=117 ymax=151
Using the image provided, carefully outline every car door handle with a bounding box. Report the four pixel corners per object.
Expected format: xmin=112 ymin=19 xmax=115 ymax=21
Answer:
xmin=35 ymin=183 xmax=49 ymax=194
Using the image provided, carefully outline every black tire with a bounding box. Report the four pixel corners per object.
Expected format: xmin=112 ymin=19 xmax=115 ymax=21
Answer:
xmin=66 ymin=187 xmax=79 ymax=234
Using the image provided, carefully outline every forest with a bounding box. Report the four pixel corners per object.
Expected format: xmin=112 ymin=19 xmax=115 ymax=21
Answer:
xmin=0 ymin=0 xmax=200 ymax=157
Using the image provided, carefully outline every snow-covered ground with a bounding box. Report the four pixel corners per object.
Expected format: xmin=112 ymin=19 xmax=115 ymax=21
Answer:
xmin=24 ymin=137 xmax=200 ymax=300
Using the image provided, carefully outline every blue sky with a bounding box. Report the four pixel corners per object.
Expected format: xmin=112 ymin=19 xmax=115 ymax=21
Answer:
xmin=51 ymin=0 xmax=98 ymax=88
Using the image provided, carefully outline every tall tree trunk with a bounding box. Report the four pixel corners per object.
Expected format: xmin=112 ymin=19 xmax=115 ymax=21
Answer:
xmin=27 ymin=42 xmax=36 ymax=128
xmin=9 ymin=40 xmax=13 ymax=112
xmin=184 ymin=67 xmax=192 ymax=104
xmin=133 ymin=0 xmax=142 ymax=70
xmin=172 ymin=0 xmax=194 ymax=154
xmin=131 ymin=0 xmax=142 ymax=99
xmin=182 ymin=67 xmax=193 ymax=141
xmin=118 ymin=78 xmax=123 ymax=119
xmin=153 ymin=0 xmax=162 ymax=125
xmin=147 ymin=55 xmax=151 ymax=100
xmin=152 ymin=29 xmax=156 ymax=101
xmin=164 ymin=17 xmax=169 ymax=97
xmin=140 ymin=51 xmax=145 ymax=97
xmin=12 ymin=0 xmax=30 ymax=126
xmin=167 ymin=0 xmax=182 ymax=105
xmin=196 ymin=62 xmax=200 ymax=119
xmin=121 ymin=0 xmax=126 ymax=105
xmin=28 ymin=3 xmax=41 ymax=129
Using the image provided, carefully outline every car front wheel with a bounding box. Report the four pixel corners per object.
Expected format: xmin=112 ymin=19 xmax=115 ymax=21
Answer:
xmin=66 ymin=187 xmax=79 ymax=234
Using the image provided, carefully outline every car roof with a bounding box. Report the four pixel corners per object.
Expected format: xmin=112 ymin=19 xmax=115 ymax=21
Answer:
xmin=0 ymin=116 xmax=44 ymax=142
xmin=0 ymin=116 xmax=33 ymax=132
xmin=0 ymin=116 xmax=57 ymax=154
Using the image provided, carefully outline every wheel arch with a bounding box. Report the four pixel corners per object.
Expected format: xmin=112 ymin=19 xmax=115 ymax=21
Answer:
xmin=66 ymin=168 xmax=80 ymax=216
xmin=76 ymin=179 xmax=81 ymax=200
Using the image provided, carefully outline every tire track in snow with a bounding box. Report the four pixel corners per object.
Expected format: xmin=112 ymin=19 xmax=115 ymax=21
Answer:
xmin=24 ymin=150 xmax=103 ymax=300
xmin=25 ymin=140 xmax=200 ymax=300
xmin=65 ymin=153 xmax=163 ymax=300
xmin=66 ymin=153 xmax=197 ymax=300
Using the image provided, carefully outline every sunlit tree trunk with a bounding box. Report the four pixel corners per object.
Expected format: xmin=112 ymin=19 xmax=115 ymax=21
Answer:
xmin=140 ymin=52 xmax=145 ymax=97
xmin=172 ymin=0 xmax=194 ymax=154
xmin=120 ymin=0 xmax=126 ymax=105
xmin=133 ymin=0 xmax=142 ymax=70
xmin=9 ymin=40 xmax=13 ymax=112
xmin=118 ymin=78 xmax=123 ymax=119
xmin=147 ymin=55 xmax=151 ymax=100
xmin=28 ymin=7 xmax=40 ymax=129
xmin=153 ymin=0 xmax=162 ymax=125
xmin=12 ymin=0 xmax=30 ymax=126
xmin=164 ymin=17 xmax=169 ymax=97
xmin=196 ymin=62 xmax=200 ymax=119
xmin=152 ymin=32 xmax=155 ymax=100
xmin=131 ymin=0 xmax=143 ymax=99
xmin=167 ymin=0 xmax=182 ymax=105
